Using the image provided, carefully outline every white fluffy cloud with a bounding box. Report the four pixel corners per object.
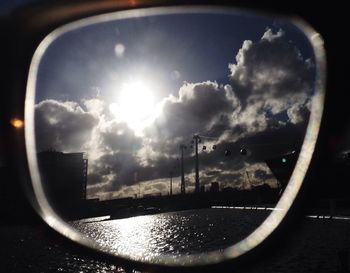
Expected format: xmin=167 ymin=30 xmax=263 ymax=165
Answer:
xmin=228 ymin=28 xmax=312 ymax=130
xmin=142 ymin=81 xmax=239 ymax=161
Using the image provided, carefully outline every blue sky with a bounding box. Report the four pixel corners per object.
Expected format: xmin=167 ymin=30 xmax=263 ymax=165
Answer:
xmin=36 ymin=12 xmax=314 ymax=103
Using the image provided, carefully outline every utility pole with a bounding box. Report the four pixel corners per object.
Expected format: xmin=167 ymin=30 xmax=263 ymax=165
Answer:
xmin=179 ymin=144 xmax=186 ymax=194
xmin=245 ymin=171 xmax=252 ymax=190
xmin=193 ymin=135 xmax=201 ymax=193
xmin=169 ymin=171 xmax=173 ymax=196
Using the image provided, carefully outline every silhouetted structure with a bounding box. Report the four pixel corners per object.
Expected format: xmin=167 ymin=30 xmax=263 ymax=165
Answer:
xmin=169 ymin=171 xmax=173 ymax=196
xmin=193 ymin=135 xmax=201 ymax=193
xmin=210 ymin=182 xmax=219 ymax=192
xmin=37 ymin=151 xmax=87 ymax=207
xmin=265 ymin=150 xmax=298 ymax=193
xmin=179 ymin=144 xmax=186 ymax=194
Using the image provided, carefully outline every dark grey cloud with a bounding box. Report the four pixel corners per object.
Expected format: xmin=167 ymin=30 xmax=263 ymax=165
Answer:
xmin=35 ymin=100 xmax=98 ymax=152
xmin=200 ymin=170 xmax=242 ymax=188
xmin=99 ymin=121 xmax=142 ymax=153
xmin=88 ymin=150 xmax=180 ymax=194
xmin=88 ymin=151 xmax=139 ymax=190
xmin=254 ymin=169 xmax=274 ymax=180
xmin=144 ymin=81 xmax=239 ymax=156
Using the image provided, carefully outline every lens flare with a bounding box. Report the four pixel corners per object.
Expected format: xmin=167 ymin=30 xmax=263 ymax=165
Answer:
xmin=10 ymin=118 xmax=24 ymax=129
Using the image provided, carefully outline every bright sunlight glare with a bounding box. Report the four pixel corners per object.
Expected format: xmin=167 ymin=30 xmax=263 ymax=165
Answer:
xmin=110 ymin=82 xmax=156 ymax=133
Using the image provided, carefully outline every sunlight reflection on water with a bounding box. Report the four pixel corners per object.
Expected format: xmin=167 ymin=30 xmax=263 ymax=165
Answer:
xmin=71 ymin=208 xmax=270 ymax=259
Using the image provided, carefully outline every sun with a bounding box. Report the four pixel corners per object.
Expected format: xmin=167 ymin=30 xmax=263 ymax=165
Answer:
xmin=110 ymin=81 xmax=156 ymax=132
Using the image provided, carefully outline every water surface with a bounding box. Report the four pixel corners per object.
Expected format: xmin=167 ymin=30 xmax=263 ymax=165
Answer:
xmin=71 ymin=208 xmax=270 ymax=259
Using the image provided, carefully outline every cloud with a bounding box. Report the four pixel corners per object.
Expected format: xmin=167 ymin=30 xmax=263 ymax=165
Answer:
xmin=87 ymin=177 xmax=181 ymax=199
xmin=287 ymin=99 xmax=311 ymax=124
xmin=228 ymin=28 xmax=312 ymax=129
xmin=82 ymin=98 xmax=105 ymax=115
xmin=146 ymin=81 xmax=239 ymax=141
xmin=88 ymin=151 xmax=139 ymax=189
xmin=99 ymin=121 xmax=142 ymax=153
xmin=35 ymin=99 xmax=98 ymax=152
xmin=254 ymin=169 xmax=274 ymax=181
xmin=140 ymin=81 xmax=240 ymax=165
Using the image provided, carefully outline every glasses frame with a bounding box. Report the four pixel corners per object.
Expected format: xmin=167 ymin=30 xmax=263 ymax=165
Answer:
xmin=6 ymin=1 xmax=327 ymax=271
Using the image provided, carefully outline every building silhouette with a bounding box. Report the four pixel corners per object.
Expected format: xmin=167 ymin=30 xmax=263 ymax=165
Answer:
xmin=210 ymin=182 xmax=219 ymax=192
xmin=37 ymin=151 xmax=87 ymax=208
xmin=265 ymin=150 xmax=298 ymax=193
